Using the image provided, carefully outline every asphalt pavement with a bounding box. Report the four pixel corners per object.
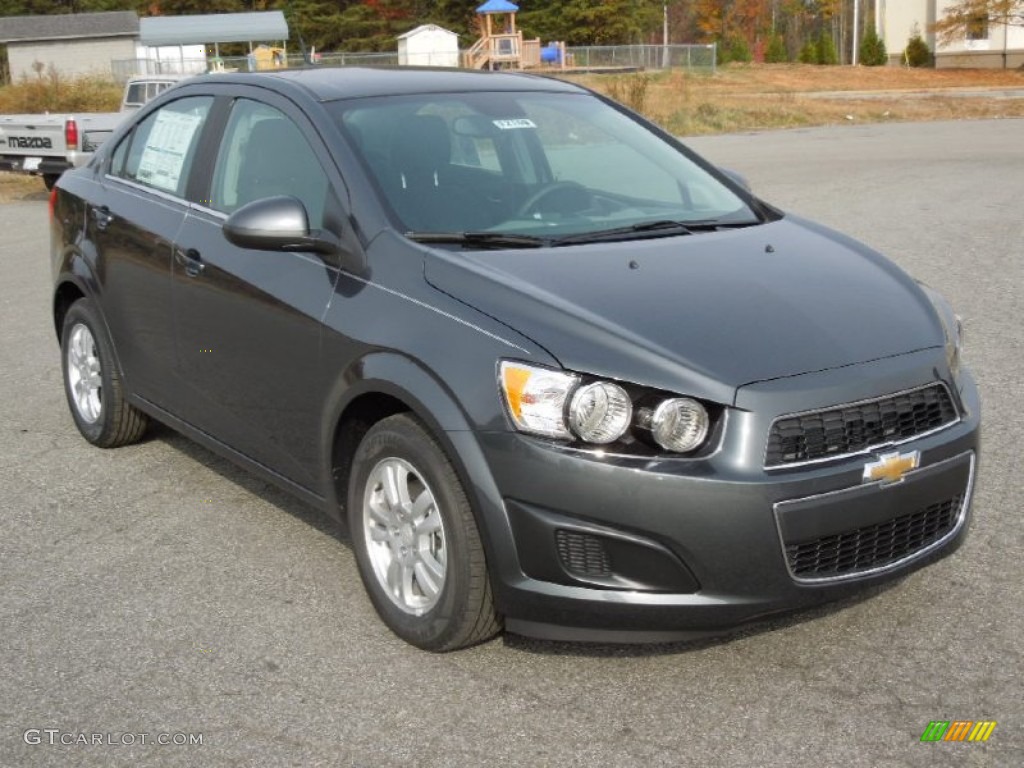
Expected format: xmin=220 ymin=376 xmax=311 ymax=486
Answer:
xmin=1 ymin=118 xmax=1022 ymax=767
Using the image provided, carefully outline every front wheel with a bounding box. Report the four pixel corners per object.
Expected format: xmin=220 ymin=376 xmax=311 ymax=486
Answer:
xmin=60 ymin=298 xmax=148 ymax=447
xmin=348 ymin=414 xmax=500 ymax=651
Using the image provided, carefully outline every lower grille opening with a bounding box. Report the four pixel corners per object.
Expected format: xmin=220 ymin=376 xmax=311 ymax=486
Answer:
xmin=786 ymin=494 xmax=963 ymax=579
xmin=555 ymin=530 xmax=613 ymax=577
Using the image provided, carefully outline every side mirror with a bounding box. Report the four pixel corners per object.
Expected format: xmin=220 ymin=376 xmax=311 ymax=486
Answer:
xmin=223 ymin=195 xmax=341 ymax=256
xmin=719 ymin=167 xmax=751 ymax=193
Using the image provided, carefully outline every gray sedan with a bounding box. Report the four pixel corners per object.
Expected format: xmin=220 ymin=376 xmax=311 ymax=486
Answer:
xmin=50 ymin=68 xmax=979 ymax=650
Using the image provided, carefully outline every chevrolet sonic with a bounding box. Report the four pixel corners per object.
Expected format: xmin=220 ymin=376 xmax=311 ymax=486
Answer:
xmin=50 ymin=68 xmax=979 ymax=650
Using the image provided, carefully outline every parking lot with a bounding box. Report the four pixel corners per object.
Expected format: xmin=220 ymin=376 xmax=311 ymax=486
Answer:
xmin=1 ymin=118 xmax=1021 ymax=767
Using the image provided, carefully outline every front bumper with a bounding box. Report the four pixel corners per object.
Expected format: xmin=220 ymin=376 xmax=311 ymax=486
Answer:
xmin=470 ymin=355 xmax=980 ymax=643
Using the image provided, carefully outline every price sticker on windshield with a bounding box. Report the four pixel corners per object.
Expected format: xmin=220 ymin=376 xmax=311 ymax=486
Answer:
xmin=493 ymin=119 xmax=537 ymax=131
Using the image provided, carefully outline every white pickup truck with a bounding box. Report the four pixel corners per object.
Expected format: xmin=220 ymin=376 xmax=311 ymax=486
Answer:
xmin=0 ymin=74 xmax=188 ymax=189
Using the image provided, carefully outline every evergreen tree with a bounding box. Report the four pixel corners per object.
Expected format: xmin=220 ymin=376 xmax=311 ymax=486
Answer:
xmin=816 ymin=32 xmax=838 ymax=64
xmin=764 ymin=34 xmax=788 ymax=63
xmin=904 ymin=34 xmax=932 ymax=67
xmin=859 ymin=26 xmax=888 ymax=66
xmin=798 ymin=40 xmax=817 ymax=63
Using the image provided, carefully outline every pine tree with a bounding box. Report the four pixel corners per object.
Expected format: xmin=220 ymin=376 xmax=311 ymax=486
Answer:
xmin=859 ymin=26 xmax=888 ymax=66
xmin=817 ymin=32 xmax=838 ymax=65
xmin=764 ymin=34 xmax=788 ymax=63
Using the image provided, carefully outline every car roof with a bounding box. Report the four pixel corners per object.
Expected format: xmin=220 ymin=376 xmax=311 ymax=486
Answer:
xmin=199 ymin=67 xmax=586 ymax=102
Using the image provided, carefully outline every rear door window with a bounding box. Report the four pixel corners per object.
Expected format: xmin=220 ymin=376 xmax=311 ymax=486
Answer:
xmin=118 ymin=96 xmax=213 ymax=198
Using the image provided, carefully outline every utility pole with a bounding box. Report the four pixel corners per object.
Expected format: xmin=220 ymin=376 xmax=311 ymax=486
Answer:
xmin=852 ymin=0 xmax=860 ymax=65
xmin=662 ymin=3 xmax=669 ymax=69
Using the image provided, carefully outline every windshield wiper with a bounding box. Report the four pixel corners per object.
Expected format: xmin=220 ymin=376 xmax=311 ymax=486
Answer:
xmin=406 ymin=231 xmax=547 ymax=249
xmin=550 ymin=220 xmax=694 ymax=246
xmin=551 ymin=218 xmax=758 ymax=246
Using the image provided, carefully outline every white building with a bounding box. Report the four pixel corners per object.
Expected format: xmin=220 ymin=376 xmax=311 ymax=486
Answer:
xmin=397 ymin=25 xmax=459 ymax=67
xmin=0 ymin=11 xmax=138 ymax=80
xmin=134 ymin=43 xmax=208 ymax=76
xmin=877 ymin=0 xmax=1024 ymax=68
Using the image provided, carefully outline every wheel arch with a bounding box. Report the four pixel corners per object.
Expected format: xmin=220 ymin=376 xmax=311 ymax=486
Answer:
xmin=321 ymin=353 xmax=506 ymax=548
xmin=52 ymin=236 xmax=102 ymax=340
xmin=53 ymin=280 xmax=86 ymax=340
xmin=53 ymin=276 xmax=132 ymax=397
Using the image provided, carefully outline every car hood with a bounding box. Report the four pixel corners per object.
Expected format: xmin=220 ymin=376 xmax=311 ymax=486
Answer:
xmin=423 ymin=217 xmax=944 ymax=405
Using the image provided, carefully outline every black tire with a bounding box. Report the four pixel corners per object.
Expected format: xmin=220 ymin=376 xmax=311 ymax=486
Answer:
xmin=43 ymin=174 xmax=60 ymax=191
xmin=60 ymin=298 xmax=148 ymax=448
xmin=348 ymin=414 xmax=501 ymax=651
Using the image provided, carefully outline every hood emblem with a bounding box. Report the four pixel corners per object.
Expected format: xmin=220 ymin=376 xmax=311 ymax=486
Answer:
xmin=863 ymin=450 xmax=920 ymax=484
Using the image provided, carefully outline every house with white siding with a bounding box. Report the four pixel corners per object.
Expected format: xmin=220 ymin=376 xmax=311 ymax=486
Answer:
xmin=0 ymin=11 xmax=138 ymax=81
xmin=0 ymin=11 xmax=290 ymax=83
xmin=877 ymin=0 xmax=1024 ymax=68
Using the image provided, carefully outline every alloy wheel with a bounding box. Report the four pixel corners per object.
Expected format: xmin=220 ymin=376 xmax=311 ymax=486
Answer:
xmin=66 ymin=323 xmax=102 ymax=424
xmin=362 ymin=457 xmax=448 ymax=615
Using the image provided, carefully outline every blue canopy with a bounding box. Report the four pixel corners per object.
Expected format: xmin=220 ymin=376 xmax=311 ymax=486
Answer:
xmin=476 ymin=0 xmax=519 ymax=13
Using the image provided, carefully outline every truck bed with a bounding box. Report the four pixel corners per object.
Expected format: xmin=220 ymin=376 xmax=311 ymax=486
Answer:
xmin=0 ymin=112 xmax=122 ymax=177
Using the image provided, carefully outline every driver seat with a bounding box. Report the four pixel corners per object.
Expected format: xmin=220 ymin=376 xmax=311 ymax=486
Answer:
xmin=387 ymin=115 xmax=471 ymax=231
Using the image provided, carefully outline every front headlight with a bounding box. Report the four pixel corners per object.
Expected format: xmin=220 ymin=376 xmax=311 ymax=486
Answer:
xmin=568 ymin=381 xmax=632 ymax=444
xmin=499 ymin=360 xmax=718 ymax=454
xmin=921 ymin=285 xmax=964 ymax=378
xmin=946 ymin=313 xmax=964 ymax=378
xmin=650 ymin=398 xmax=709 ymax=453
xmin=499 ymin=361 xmax=578 ymax=438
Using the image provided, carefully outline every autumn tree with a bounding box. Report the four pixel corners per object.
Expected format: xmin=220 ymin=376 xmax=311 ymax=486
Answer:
xmin=518 ymin=0 xmax=663 ymax=46
xmin=693 ymin=0 xmax=772 ymax=48
xmin=932 ymin=0 xmax=1024 ymax=68
xmin=932 ymin=0 xmax=1024 ymax=42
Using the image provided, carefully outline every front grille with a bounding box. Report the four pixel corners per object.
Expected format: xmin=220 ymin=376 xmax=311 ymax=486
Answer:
xmin=555 ymin=530 xmax=612 ymax=577
xmin=786 ymin=494 xmax=962 ymax=579
xmin=766 ymin=384 xmax=957 ymax=467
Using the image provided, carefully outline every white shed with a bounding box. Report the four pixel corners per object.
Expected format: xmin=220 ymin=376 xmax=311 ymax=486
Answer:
xmin=397 ymin=24 xmax=459 ymax=67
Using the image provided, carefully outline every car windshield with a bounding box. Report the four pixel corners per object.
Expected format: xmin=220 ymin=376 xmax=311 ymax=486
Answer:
xmin=330 ymin=91 xmax=759 ymax=243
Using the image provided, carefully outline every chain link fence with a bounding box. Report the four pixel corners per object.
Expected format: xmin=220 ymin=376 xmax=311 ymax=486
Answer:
xmin=112 ymin=43 xmax=715 ymax=82
xmin=564 ymin=44 xmax=716 ymax=73
xmin=111 ymin=58 xmax=207 ymax=81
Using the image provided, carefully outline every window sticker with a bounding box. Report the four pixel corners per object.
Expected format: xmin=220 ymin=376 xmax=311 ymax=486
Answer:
xmin=493 ymin=118 xmax=537 ymax=131
xmin=136 ymin=110 xmax=204 ymax=192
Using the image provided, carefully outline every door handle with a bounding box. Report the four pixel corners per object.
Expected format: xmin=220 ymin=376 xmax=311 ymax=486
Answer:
xmin=175 ymin=247 xmax=205 ymax=277
xmin=91 ymin=205 xmax=114 ymax=231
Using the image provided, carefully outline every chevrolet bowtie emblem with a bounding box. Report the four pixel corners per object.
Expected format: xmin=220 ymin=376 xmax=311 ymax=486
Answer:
xmin=863 ymin=450 xmax=920 ymax=484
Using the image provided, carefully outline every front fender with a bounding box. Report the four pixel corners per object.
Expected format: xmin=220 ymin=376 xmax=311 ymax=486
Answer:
xmin=321 ymin=352 xmax=469 ymax=440
xmin=317 ymin=351 xmax=521 ymax=589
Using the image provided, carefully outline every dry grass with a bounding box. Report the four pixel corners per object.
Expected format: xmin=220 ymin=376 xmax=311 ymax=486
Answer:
xmin=0 ymin=68 xmax=121 ymax=115
xmin=0 ymin=172 xmax=48 ymax=203
xmin=664 ymin=62 xmax=1024 ymax=94
xmin=571 ymin=63 xmax=1024 ymax=135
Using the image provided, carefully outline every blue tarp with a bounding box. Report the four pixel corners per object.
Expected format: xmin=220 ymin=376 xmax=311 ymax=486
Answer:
xmin=476 ymin=0 xmax=519 ymax=13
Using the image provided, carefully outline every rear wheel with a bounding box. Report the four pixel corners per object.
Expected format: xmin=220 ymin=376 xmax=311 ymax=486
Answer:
xmin=348 ymin=414 xmax=500 ymax=651
xmin=60 ymin=298 xmax=148 ymax=447
xmin=43 ymin=174 xmax=60 ymax=191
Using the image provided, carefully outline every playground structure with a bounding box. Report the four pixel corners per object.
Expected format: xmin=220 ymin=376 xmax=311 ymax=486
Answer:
xmin=208 ymin=44 xmax=286 ymax=73
xmin=463 ymin=0 xmax=568 ymax=71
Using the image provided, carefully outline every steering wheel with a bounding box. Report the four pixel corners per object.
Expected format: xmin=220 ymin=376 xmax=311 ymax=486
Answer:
xmin=516 ymin=181 xmax=594 ymax=218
